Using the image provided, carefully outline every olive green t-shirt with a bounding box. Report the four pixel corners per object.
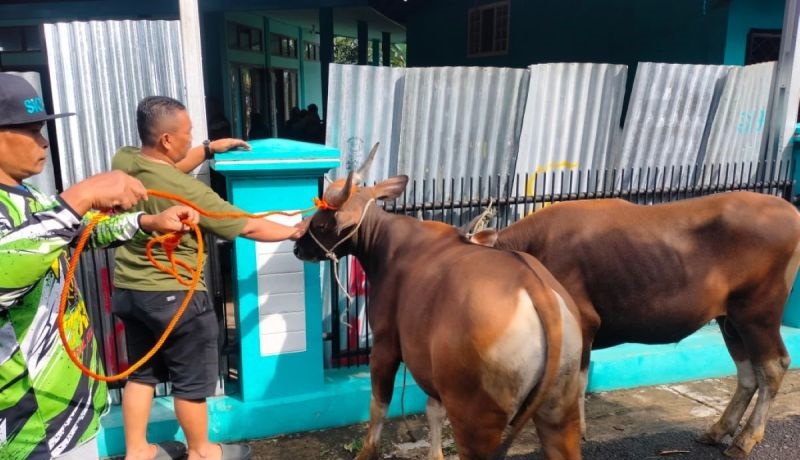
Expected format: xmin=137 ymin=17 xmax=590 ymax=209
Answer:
xmin=112 ymin=146 xmax=248 ymax=291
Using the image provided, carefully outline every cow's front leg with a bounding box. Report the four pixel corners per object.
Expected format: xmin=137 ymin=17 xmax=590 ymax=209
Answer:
xmin=355 ymin=345 xmax=400 ymax=460
xmin=426 ymin=397 xmax=446 ymax=460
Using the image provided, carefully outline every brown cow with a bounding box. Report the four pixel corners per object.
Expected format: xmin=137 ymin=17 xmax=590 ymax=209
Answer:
xmin=293 ymin=166 xmax=584 ymax=459
xmin=470 ymin=192 xmax=800 ymax=457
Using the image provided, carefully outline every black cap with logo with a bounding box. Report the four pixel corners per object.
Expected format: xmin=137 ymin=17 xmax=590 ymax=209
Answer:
xmin=0 ymin=73 xmax=74 ymax=127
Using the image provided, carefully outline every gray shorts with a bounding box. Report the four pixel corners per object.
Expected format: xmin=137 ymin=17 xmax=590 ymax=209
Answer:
xmin=112 ymin=288 xmax=219 ymax=400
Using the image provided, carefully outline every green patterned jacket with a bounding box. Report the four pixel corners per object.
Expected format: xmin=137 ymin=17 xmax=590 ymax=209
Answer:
xmin=0 ymin=183 xmax=146 ymax=459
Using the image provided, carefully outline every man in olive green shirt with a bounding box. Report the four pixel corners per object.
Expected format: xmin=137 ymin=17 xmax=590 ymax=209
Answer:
xmin=112 ymin=96 xmax=306 ymax=460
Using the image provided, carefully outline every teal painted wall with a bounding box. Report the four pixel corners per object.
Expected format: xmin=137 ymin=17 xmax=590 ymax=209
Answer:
xmin=724 ymin=0 xmax=785 ymax=65
xmin=301 ymin=44 xmax=323 ymax=111
xmin=406 ymin=0 xmax=781 ymax=69
xmin=202 ymin=11 xmax=226 ymax=112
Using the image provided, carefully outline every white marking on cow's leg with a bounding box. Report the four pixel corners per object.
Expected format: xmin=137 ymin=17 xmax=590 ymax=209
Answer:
xmin=726 ymin=357 xmax=790 ymax=457
xmin=579 ymin=368 xmax=589 ymax=438
xmin=426 ymin=398 xmax=446 ymax=460
xmin=698 ymin=360 xmax=757 ymax=445
xmin=355 ymin=398 xmax=388 ymax=460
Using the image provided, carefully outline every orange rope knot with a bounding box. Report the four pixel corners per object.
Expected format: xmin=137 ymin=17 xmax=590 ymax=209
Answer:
xmin=59 ymin=189 xmax=328 ymax=382
xmin=313 ymin=197 xmax=339 ymax=211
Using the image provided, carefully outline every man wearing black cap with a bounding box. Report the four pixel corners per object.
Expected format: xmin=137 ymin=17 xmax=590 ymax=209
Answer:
xmin=0 ymin=73 xmax=199 ymax=460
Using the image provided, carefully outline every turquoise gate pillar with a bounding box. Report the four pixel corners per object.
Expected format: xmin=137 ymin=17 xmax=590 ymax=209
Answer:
xmin=784 ymin=124 xmax=800 ymax=327
xmin=213 ymin=139 xmax=338 ymax=401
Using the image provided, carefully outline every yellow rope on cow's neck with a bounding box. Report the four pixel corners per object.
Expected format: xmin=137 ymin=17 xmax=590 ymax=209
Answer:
xmin=58 ymin=190 xmax=330 ymax=382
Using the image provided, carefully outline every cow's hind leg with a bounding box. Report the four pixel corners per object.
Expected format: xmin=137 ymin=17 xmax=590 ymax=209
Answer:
xmin=356 ymin=346 xmax=401 ymax=460
xmin=533 ymin=396 xmax=583 ymax=460
xmin=697 ymin=318 xmax=757 ymax=446
xmin=726 ymin=331 xmax=790 ymax=458
xmin=724 ymin=355 xmax=790 ymax=457
xmin=715 ymin=288 xmax=790 ymax=458
xmin=445 ymin=396 xmax=508 ymax=460
xmin=427 ymin=398 xmax=446 ymax=460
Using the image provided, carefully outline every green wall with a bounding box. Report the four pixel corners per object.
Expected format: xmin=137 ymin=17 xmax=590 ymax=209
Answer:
xmin=204 ymin=13 xmax=325 ymax=137
xmin=406 ymin=0 xmax=782 ymax=69
xmin=268 ymin=17 xmax=323 ymax=111
xmin=724 ymin=0 xmax=785 ymax=65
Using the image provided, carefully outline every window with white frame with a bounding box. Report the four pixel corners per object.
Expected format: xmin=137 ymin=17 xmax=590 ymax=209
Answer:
xmin=467 ymin=1 xmax=509 ymax=57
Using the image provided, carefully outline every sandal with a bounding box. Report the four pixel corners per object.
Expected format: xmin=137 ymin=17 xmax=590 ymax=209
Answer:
xmin=219 ymin=443 xmax=252 ymax=460
xmin=152 ymin=441 xmax=187 ymax=460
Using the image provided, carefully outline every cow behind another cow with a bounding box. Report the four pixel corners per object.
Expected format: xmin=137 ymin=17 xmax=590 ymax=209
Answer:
xmin=294 ymin=168 xmax=584 ymax=459
xmin=470 ymin=191 xmax=800 ymax=458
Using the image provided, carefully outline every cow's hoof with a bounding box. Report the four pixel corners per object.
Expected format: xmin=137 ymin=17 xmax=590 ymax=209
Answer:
xmin=695 ymin=431 xmax=723 ymax=446
xmin=724 ymin=433 xmax=759 ymax=458
xmin=723 ymin=444 xmax=750 ymax=458
xmin=354 ymin=445 xmax=379 ymax=460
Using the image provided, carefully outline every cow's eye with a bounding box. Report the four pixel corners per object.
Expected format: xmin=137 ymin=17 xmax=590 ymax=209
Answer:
xmin=313 ymin=220 xmax=331 ymax=232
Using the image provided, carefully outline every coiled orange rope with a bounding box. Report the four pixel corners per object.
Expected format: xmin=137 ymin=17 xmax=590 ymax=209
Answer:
xmin=58 ymin=189 xmax=328 ymax=382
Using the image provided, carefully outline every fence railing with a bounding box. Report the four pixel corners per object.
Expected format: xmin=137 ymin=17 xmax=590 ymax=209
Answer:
xmin=324 ymin=160 xmax=796 ymax=368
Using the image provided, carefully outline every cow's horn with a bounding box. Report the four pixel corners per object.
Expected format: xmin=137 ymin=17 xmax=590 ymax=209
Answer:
xmin=328 ymin=170 xmax=355 ymax=208
xmin=354 ymin=142 xmax=380 ymax=185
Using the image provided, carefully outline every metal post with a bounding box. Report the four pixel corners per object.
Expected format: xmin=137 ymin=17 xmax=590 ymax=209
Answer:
xmin=357 ymin=20 xmax=368 ymax=65
xmin=382 ymin=32 xmax=391 ymax=67
xmin=769 ymin=0 xmax=800 ymax=160
xmin=319 ymin=7 xmax=334 ymax=120
xmin=178 ymin=0 xmax=209 ymax=176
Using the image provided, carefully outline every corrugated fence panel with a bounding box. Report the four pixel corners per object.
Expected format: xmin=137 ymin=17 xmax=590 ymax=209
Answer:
xmin=326 ymin=63 xmax=406 ymax=182
xmin=515 ymin=63 xmax=628 ymax=194
xmin=44 ymin=20 xmax=186 ymax=188
xmin=703 ymin=61 xmax=777 ymax=168
xmin=613 ymin=62 xmax=731 ymax=188
xmin=396 ymin=66 xmax=529 ymax=199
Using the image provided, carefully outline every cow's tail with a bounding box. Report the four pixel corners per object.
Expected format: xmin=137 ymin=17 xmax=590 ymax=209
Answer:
xmin=490 ymin=251 xmax=565 ymax=460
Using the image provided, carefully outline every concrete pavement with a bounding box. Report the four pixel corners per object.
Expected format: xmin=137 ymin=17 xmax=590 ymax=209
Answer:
xmin=246 ymin=370 xmax=800 ymax=459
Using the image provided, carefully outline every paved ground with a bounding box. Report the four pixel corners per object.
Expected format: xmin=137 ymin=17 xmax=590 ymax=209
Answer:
xmin=247 ymin=370 xmax=800 ymax=460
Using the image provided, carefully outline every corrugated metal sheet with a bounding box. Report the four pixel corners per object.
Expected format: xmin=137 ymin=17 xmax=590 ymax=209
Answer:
xmin=703 ymin=61 xmax=776 ymax=167
xmin=44 ymin=20 xmax=187 ymax=188
xmin=515 ymin=63 xmax=627 ymax=194
xmin=396 ymin=66 xmax=529 ymax=199
xmin=613 ymin=62 xmax=731 ymax=187
xmin=325 ymin=63 xmax=406 ymax=182
xmin=326 ymin=61 xmax=775 ymax=197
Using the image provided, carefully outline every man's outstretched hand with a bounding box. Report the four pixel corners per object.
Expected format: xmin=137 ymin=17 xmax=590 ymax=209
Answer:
xmin=140 ymin=206 xmax=201 ymax=234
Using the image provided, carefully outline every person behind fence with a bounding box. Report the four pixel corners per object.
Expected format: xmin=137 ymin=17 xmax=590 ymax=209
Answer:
xmin=111 ymin=96 xmax=309 ymax=460
xmin=0 ymin=73 xmax=199 ymax=460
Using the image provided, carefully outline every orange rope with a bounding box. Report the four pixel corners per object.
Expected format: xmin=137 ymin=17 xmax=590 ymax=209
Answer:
xmin=58 ymin=189 xmax=331 ymax=382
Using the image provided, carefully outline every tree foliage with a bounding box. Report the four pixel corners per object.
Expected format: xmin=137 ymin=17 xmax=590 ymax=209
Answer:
xmin=333 ymin=36 xmax=406 ymax=67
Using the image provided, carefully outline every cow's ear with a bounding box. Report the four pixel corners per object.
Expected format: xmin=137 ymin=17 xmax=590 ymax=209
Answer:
xmin=470 ymin=229 xmax=498 ymax=247
xmin=372 ymin=175 xmax=409 ymax=201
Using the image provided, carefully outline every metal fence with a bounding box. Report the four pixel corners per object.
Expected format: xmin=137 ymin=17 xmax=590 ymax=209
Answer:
xmin=324 ymin=160 xmax=796 ymax=368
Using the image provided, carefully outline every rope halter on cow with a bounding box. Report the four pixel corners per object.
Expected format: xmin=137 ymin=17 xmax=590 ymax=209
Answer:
xmin=307 ymin=198 xmax=375 ymax=302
